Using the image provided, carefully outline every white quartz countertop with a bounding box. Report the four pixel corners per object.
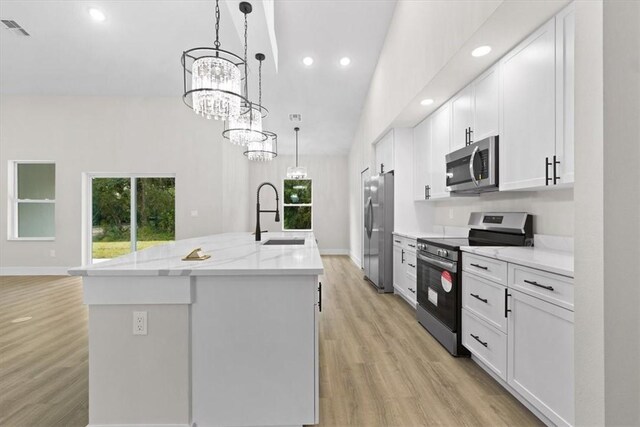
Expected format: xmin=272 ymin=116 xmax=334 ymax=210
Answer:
xmin=69 ymin=232 xmax=324 ymax=277
xmin=461 ymin=246 xmax=574 ymax=278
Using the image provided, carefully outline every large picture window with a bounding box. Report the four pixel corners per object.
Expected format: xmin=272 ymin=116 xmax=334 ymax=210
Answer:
xmin=282 ymin=179 xmax=312 ymax=231
xmin=8 ymin=161 xmax=56 ymax=240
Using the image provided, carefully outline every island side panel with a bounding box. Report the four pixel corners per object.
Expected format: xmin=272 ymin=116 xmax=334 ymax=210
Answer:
xmin=85 ymin=277 xmax=191 ymax=426
xmin=192 ymin=274 xmax=319 ymax=427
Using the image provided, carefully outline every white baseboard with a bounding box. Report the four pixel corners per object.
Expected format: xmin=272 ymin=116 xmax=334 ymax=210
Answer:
xmin=319 ymin=249 xmax=350 ymax=256
xmin=0 ymin=266 xmax=71 ymax=276
xmin=349 ymin=252 xmax=362 ymax=269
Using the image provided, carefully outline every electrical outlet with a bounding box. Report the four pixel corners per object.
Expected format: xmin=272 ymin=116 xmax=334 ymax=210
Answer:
xmin=190 ymin=210 xmax=199 ymax=217
xmin=49 ymin=249 xmax=56 ymax=257
xmin=133 ymin=311 xmax=147 ymax=335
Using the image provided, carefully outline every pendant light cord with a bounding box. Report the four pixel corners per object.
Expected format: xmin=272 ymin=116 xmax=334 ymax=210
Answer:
xmin=258 ymin=58 xmax=262 ymax=108
xmin=214 ymin=0 xmax=221 ymax=49
xmin=243 ymin=11 xmax=249 ymax=102
xmin=295 ymin=128 xmax=299 ymax=167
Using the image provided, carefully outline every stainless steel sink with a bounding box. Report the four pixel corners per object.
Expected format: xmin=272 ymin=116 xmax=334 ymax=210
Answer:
xmin=262 ymin=239 xmax=305 ymax=245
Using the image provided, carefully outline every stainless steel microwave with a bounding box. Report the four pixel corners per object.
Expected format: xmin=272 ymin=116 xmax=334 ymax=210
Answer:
xmin=445 ymin=136 xmax=498 ymax=194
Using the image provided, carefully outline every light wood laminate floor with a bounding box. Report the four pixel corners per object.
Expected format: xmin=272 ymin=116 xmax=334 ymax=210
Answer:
xmin=0 ymin=256 xmax=541 ymax=426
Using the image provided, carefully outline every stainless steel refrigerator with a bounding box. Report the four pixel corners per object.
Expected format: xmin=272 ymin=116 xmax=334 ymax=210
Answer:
xmin=363 ymin=172 xmax=394 ymax=293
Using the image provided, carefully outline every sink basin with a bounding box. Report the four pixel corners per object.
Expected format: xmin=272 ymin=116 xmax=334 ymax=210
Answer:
xmin=262 ymin=239 xmax=305 ymax=246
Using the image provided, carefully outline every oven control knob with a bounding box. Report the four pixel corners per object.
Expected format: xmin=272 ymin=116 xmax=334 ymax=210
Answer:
xmin=442 ymin=249 xmax=449 ymax=257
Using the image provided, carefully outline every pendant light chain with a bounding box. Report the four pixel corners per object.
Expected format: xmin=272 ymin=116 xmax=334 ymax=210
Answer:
xmin=243 ymin=11 xmax=249 ymax=100
xmin=258 ymin=58 xmax=262 ymax=108
xmin=214 ymin=0 xmax=221 ymax=49
xmin=296 ymin=128 xmax=299 ymax=167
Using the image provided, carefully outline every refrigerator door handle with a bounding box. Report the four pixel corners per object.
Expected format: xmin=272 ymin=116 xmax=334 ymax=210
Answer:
xmin=367 ymin=198 xmax=374 ymax=238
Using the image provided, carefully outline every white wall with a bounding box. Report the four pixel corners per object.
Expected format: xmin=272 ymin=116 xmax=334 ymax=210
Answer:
xmin=602 ymin=0 xmax=640 ymax=424
xmin=0 ymin=96 xmax=250 ymax=269
xmin=248 ymin=154 xmax=349 ymax=253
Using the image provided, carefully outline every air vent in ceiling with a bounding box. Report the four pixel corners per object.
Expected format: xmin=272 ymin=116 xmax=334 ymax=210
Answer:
xmin=289 ymin=114 xmax=302 ymax=122
xmin=2 ymin=19 xmax=30 ymax=36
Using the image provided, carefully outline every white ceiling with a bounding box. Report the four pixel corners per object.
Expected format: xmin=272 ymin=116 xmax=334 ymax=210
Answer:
xmin=0 ymin=0 xmax=397 ymax=155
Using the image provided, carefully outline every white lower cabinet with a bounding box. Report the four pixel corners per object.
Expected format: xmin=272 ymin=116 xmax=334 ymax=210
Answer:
xmin=462 ymin=252 xmax=575 ymax=426
xmin=393 ymin=236 xmax=417 ymax=307
xmin=508 ymin=289 xmax=574 ymax=427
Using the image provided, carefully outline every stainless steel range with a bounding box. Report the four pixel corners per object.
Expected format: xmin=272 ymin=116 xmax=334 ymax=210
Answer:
xmin=416 ymin=212 xmax=533 ymax=356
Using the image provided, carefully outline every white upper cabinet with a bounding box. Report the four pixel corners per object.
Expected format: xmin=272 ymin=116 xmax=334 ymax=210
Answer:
xmin=413 ymin=116 xmax=432 ymax=200
xmin=473 ymin=65 xmax=501 ymax=142
xmin=430 ymin=103 xmax=451 ymax=199
xmin=555 ymin=3 xmax=575 ymax=185
xmin=500 ymin=18 xmax=557 ymax=191
xmin=375 ymin=130 xmax=394 ymax=175
xmin=451 ymin=84 xmax=474 ymax=151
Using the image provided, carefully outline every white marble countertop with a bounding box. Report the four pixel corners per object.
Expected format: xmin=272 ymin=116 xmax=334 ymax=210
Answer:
xmin=69 ymin=232 xmax=324 ymax=277
xmin=461 ymin=246 xmax=574 ymax=278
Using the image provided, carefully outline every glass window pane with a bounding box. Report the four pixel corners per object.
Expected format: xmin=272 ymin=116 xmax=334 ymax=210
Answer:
xmin=17 ymin=163 xmax=55 ymax=200
xmin=284 ymin=179 xmax=311 ymax=204
xmin=18 ymin=202 xmax=54 ymax=238
xmin=284 ymin=206 xmax=312 ymax=230
xmin=136 ymin=178 xmax=176 ymax=251
xmin=92 ymin=178 xmax=131 ymax=261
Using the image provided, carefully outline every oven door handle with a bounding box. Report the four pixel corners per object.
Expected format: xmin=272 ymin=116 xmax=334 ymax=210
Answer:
xmin=469 ymin=145 xmax=480 ymax=187
xmin=417 ymin=253 xmax=456 ymax=271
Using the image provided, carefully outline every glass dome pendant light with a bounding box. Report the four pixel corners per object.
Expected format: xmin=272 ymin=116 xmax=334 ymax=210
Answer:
xmin=286 ymin=127 xmax=308 ymax=179
xmin=222 ymin=3 xmax=268 ymax=146
xmin=181 ymin=0 xmax=247 ymax=121
xmin=244 ymin=54 xmax=278 ymax=161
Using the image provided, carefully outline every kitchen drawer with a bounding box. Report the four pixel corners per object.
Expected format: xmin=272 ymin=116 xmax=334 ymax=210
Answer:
xmin=462 ymin=309 xmax=507 ymax=381
xmin=463 ymin=253 xmax=508 ymax=285
xmin=403 ymin=238 xmax=417 ymax=253
xmin=405 ymin=251 xmax=417 ymax=296
xmin=462 ymin=272 xmax=507 ymax=333
xmin=393 ymin=235 xmax=406 ymax=248
xmin=509 ymin=264 xmax=574 ymax=310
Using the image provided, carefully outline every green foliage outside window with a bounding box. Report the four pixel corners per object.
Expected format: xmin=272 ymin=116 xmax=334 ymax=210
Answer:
xmin=283 ymin=179 xmax=312 ymax=230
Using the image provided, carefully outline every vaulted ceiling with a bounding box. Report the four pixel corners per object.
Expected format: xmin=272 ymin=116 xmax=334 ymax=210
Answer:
xmin=0 ymin=0 xmax=397 ymax=154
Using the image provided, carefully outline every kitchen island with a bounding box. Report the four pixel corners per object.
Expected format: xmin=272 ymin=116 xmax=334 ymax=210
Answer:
xmin=70 ymin=232 xmax=323 ymax=427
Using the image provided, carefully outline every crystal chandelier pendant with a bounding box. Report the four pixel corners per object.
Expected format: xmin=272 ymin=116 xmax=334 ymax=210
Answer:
xmin=286 ymin=166 xmax=308 ymax=179
xmin=227 ymin=103 xmax=264 ymax=146
xmin=286 ymin=127 xmax=307 ymax=178
xmin=246 ymin=131 xmax=277 ymax=161
xmin=191 ymin=57 xmax=242 ymax=121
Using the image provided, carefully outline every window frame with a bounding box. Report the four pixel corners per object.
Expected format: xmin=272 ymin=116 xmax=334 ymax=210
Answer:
xmin=7 ymin=160 xmax=56 ymax=241
xmin=282 ymin=178 xmax=313 ymax=231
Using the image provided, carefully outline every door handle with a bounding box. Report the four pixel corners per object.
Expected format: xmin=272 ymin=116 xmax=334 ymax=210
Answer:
xmin=469 ymin=146 xmax=480 ymax=187
xmin=318 ymin=282 xmax=322 ymax=312
xmin=545 ymin=157 xmax=552 ymax=185
xmin=401 ymin=249 xmax=405 ymax=263
xmin=380 ymin=163 xmax=384 ymax=174
xmin=505 ymin=289 xmax=512 ymax=317
xmin=553 ymin=155 xmax=560 ymax=185
xmin=470 ymin=334 xmax=488 ymax=348
xmin=470 ymin=263 xmax=488 ymax=270
xmin=470 ymin=293 xmax=488 ymax=303
xmin=408 ymin=263 xmax=416 ymax=268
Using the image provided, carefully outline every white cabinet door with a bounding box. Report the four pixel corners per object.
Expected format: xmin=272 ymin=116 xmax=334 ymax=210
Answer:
xmin=555 ymin=3 xmax=575 ymax=185
xmin=473 ymin=65 xmax=501 ymax=141
xmin=451 ymin=84 xmax=474 ymax=151
xmin=393 ymin=244 xmax=405 ymax=294
xmin=413 ymin=116 xmax=432 ymax=200
xmin=500 ymin=19 xmax=557 ymax=191
xmin=430 ymin=102 xmax=451 ymax=199
xmin=375 ymin=130 xmax=394 ymax=174
xmin=507 ymin=289 xmax=574 ymax=427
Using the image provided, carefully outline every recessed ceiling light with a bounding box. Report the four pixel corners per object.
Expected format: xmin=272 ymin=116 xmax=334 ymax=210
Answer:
xmin=302 ymin=57 xmax=314 ymax=66
xmin=420 ymin=98 xmax=434 ymax=106
xmin=471 ymin=45 xmax=492 ymax=57
xmin=89 ymin=8 xmax=106 ymax=22
xmin=339 ymin=57 xmax=351 ymax=67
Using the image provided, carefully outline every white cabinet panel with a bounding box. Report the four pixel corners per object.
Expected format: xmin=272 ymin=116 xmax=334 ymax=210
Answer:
xmin=462 ymin=309 xmax=508 ymax=381
xmin=393 ymin=244 xmax=404 ymax=293
xmin=473 ymin=65 xmax=501 ymax=141
xmin=508 ymin=289 xmax=574 ymax=427
xmin=462 ymin=272 xmax=507 ymax=333
xmin=375 ymin=130 xmax=394 ymax=174
xmin=430 ymin=103 xmax=451 ymax=199
xmin=555 ymin=3 xmax=575 ymax=185
xmin=500 ymin=19 xmax=557 ymax=191
xmin=413 ymin=117 xmax=432 ymax=201
xmin=451 ymin=84 xmax=474 ymax=151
